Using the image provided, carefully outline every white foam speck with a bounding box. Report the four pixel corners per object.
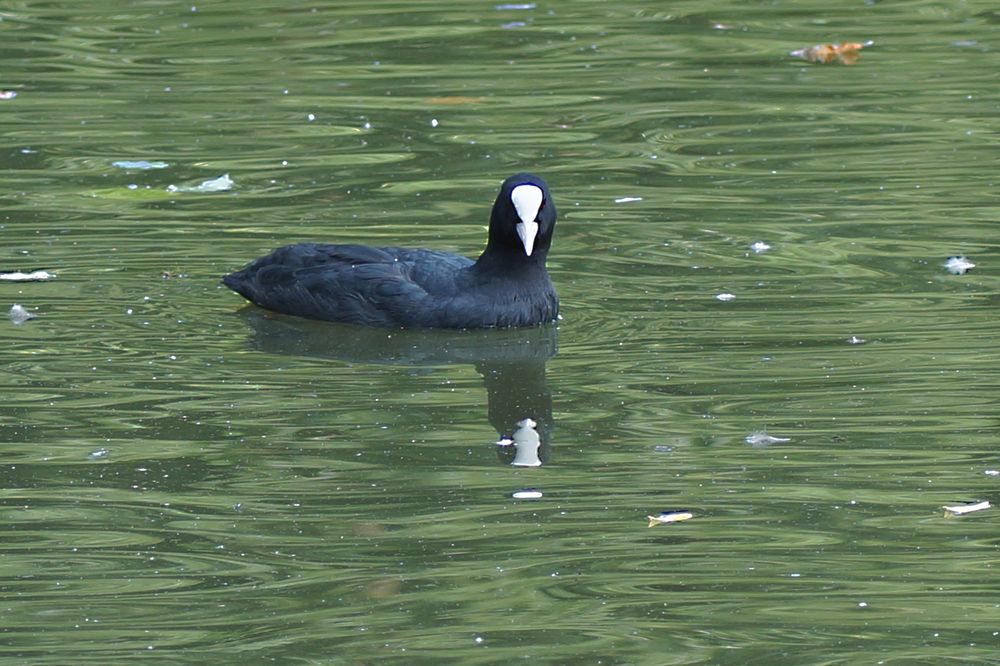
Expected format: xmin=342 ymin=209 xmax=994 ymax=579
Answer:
xmin=9 ymin=304 xmax=34 ymax=325
xmin=745 ymin=430 xmax=791 ymax=445
xmin=944 ymin=256 xmax=975 ymax=275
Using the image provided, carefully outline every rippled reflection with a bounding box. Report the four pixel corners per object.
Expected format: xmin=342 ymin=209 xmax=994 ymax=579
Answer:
xmin=237 ymin=309 xmax=556 ymax=465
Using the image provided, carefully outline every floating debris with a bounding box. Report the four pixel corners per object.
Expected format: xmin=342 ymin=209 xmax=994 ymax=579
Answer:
xmin=745 ymin=430 xmax=791 ymax=446
xmin=647 ymin=510 xmax=693 ymax=527
xmin=167 ymin=173 xmax=234 ymax=193
xmin=512 ymin=489 xmax=543 ymax=499
xmin=112 ymin=160 xmax=170 ymax=170
xmin=9 ymin=304 xmax=34 ymax=325
xmin=944 ymin=256 xmax=975 ymax=275
xmin=653 ymin=444 xmax=673 ymax=453
xmin=0 ymin=270 xmax=55 ymax=282
xmin=790 ymin=40 xmax=873 ymax=65
xmin=985 ymin=470 xmax=999 ymax=477
xmin=848 ymin=336 xmax=866 ymax=345
xmin=749 ymin=241 xmax=771 ymax=253
xmin=88 ymin=448 xmax=110 ymax=459
xmin=614 ymin=196 xmax=643 ymax=204
xmin=943 ymin=500 xmax=990 ymax=515
xmin=715 ymin=292 xmax=736 ymax=302
xmin=496 ymin=2 xmax=535 ymax=9
xmin=0 ymin=90 xmax=17 ymax=100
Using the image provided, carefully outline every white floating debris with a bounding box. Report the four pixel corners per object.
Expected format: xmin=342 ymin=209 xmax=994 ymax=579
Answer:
xmin=944 ymin=256 xmax=975 ymax=275
xmin=9 ymin=304 xmax=34 ymax=325
xmin=985 ymin=470 xmax=999 ymax=476
xmin=430 ymin=118 xmax=439 ymax=128
xmin=0 ymin=90 xmax=17 ymax=100
xmin=745 ymin=430 xmax=791 ymax=445
xmin=848 ymin=336 xmax=865 ymax=345
xmin=647 ymin=510 xmax=693 ymax=527
xmin=112 ymin=160 xmax=169 ymax=170
xmin=0 ymin=270 xmax=55 ymax=281
xmin=715 ymin=292 xmax=736 ymax=302
xmin=943 ymin=500 xmax=990 ymax=515
xmin=512 ymin=489 xmax=543 ymax=499
xmin=749 ymin=241 xmax=771 ymax=253
xmin=88 ymin=448 xmax=109 ymax=459
xmin=614 ymin=196 xmax=643 ymax=204
xmin=166 ymin=173 xmax=234 ymax=193
xmin=496 ymin=2 xmax=536 ymax=9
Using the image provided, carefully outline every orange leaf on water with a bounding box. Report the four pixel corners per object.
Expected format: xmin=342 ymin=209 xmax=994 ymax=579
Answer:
xmin=790 ymin=40 xmax=873 ymax=65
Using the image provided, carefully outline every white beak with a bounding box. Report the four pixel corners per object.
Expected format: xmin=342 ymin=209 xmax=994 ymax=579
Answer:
xmin=511 ymin=184 xmax=543 ymax=256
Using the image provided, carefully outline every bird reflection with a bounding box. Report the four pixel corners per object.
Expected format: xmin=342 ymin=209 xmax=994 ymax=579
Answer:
xmin=496 ymin=418 xmax=543 ymax=466
xmin=234 ymin=309 xmax=555 ymax=465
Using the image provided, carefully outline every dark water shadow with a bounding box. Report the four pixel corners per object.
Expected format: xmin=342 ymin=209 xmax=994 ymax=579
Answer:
xmin=234 ymin=308 xmax=557 ymax=465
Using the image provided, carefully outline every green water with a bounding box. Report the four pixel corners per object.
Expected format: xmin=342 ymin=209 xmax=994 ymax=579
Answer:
xmin=3 ymin=1 xmax=1000 ymax=663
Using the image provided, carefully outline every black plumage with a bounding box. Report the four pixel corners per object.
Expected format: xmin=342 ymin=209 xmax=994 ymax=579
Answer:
xmin=222 ymin=172 xmax=558 ymax=329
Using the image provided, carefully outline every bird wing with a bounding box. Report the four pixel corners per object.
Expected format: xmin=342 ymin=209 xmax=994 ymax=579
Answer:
xmin=227 ymin=244 xmax=473 ymax=326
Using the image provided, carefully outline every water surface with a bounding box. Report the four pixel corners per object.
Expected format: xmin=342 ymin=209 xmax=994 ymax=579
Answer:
xmin=2 ymin=1 xmax=1000 ymax=663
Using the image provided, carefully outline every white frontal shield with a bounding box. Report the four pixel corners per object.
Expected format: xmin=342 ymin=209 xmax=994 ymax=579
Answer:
xmin=511 ymin=184 xmax=543 ymax=256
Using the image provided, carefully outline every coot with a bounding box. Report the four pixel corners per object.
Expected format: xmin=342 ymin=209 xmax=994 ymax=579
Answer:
xmin=222 ymin=172 xmax=558 ymax=328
